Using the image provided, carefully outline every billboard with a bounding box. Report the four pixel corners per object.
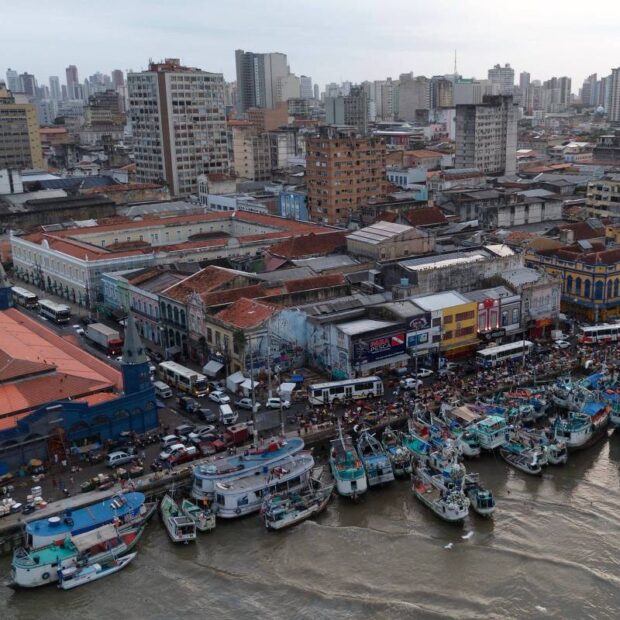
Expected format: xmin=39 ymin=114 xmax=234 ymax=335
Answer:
xmin=354 ymin=332 xmax=406 ymax=363
xmin=407 ymin=313 xmax=432 ymax=331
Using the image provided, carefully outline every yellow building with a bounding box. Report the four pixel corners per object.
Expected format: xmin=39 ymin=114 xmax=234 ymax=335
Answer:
xmin=412 ymin=291 xmax=478 ymax=358
xmin=526 ymin=242 xmax=620 ymax=321
xmin=0 ymin=86 xmax=44 ymax=170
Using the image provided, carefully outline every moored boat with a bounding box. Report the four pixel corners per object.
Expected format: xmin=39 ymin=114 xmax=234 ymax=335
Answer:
xmin=329 ymin=425 xmax=367 ymax=499
xmin=464 ymin=473 xmax=495 ymax=517
xmin=356 ymin=429 xmax=395 ymax=486
xmin=261 ymin=481 xmax=333 ymax=530
xmin=472 ymin=415 xmax=510 ymax=451
xmin=381 ymin=426 xmax=412 ymax=476
xmin=499 ymin=442 xmax=543 ymax=476
xmin=160 ymin=495 xmax=196 ymax=543
xmin=553 ymin=403 xmax=609 ymax=450
xmin=57 ymin=552 xmax=136 ymax=590
xmin=181 ymin=498 xmax=216 ymax=532
xmin=411 ymin=467 xmax=469 ymax=523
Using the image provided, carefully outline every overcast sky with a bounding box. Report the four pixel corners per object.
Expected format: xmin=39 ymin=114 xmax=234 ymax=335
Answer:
xmin=3 ymin=0 xmax=619 ymax=90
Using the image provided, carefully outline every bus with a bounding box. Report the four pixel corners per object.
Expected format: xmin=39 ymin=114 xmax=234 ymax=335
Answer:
xmin=38 ymin=299 xmax=71 ymax=324
xmin=476 ymin=340 xmax=534 ymax=368
xmin=11 ymin=286 xmax=39 ymax=309
xmin=157 ymin=361 xmax=208 ymax=397
xmin=308 ymin=376 xmax=384 ymax=406
xmin=577 ymin=324 xmax=620 ymax=344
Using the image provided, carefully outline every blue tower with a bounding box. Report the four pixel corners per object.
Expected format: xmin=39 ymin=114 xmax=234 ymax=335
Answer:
xmin=121 ymin=314 xmax=151 ymax=395
xmin=0 ymin=262 xmax=13 ymax=311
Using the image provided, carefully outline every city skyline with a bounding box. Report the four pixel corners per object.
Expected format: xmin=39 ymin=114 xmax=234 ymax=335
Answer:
xmin=1 ymin=0 xmax=619 ymax=90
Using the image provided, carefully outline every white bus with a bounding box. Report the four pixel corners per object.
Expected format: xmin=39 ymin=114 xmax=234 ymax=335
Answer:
xmin=157 ymin=361 xmax=208 ymax=397
xmin=476 ymin=340 xmax=534 ymax=368
xmin=11 ymin=286 xmax=39 ymax=309
xmin=308 ymin=376 xmax=384 ymax=406
xmin=38 ymin=299 xmax=71 ymax=324
xmin=577 ymin=324 xmax=620 ymax=344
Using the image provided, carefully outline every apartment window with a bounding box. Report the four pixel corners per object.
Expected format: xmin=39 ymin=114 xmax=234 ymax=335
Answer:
xmin=207 ymin=327 xmax=213 ymax=343
xmin=443 ymin=315 xmax=453 ymax=324
xmin=455 ymin=310 xmax=475 ymax=321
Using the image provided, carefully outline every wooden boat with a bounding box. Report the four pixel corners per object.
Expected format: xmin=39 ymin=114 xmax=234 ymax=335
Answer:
xmin=180 ymin=498 xmax=216 ymax=532
xmin=329 ymin=424 xmax=367 ymax=499
xmin=499 ymin=442 xmax=543 ymax=476
xmin=381 ymin=426 xmax=412 ymax=476
xmin=464 ymin=473 xmax=495 ymax=517
xmin=160 ymin=494 xmax=196 ymax=543
xmin=261 ymin=482 xmax=333 ymax=530
xmin=57 ymin=552 xmax=136 ymax=590
xmin=356 ymin=429 xmax=394 ymax=486
xmin=412 ymin=467 xmax=469 ymax=523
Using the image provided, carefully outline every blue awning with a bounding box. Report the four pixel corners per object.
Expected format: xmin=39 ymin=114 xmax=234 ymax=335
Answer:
xmin=582 ymin=402 xmax=605 ymax=416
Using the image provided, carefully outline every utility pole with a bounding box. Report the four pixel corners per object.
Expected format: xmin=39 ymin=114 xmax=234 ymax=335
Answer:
xmin=249 ymin=335 xmax=258 ymax=445
xmin=266 ymin=319 xmax=272 ymax=398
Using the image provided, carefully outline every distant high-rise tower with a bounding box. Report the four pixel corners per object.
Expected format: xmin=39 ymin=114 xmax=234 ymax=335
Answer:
xmin=49 ymin=76 xmax=61 ymax=100
xmin=325 ymin=85 xmax=368 ymax=134
xmin=300 ymin=75 xmax=313 ymax=100
xmin=581 ymin=74 xmax=597 ymax=108
xmin=235 ymin=49 xmax=289 ymax=112
xmin=6 ymin=68 xmax=20 ymax=93
xmin=609 ymin=68 xmax=620 ymax=123
xmin=65 ymin=64 xmax=79 ymax=99
xmin=128 ymin=58 xmax=229 ymax=196
xmin=488 ymin=63 xmax=514 ymax=96
xmin=455 ymin=95 xmax=517 ymax=175
xmin=111 ymin=69 xmax=124 ymax=89
xmin=19 ymin=73 xmax=36 ymax=98
xmin=313 ymin=83 xmax=319 ymax=100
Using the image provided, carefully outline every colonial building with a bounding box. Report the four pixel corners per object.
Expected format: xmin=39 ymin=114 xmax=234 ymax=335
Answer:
xmin=346 ymin=221 xmax=434 ymax=261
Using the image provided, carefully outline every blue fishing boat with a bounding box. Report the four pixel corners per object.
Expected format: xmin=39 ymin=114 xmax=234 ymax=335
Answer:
xmin=356 ymin=429 xmax=394 ymax=486
xmin=24 ymin=493 xmax=147 ymax=550
xmin=191 ymin=437 xmax=305 ymax=500
xmin=472 ymin=415 xmax=510 ymax=451
xmin=553 ymin=401 xmax=609 ymax=450
xmin=499 ymin=437 xmax=544 ymax=475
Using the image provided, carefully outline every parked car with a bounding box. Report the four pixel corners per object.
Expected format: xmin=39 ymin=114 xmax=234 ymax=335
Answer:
xmin=265 ymin=397 xmax=290 ymax=409
xmin=415 ymin=368 xmax=434 ymax=379
xmin=207 ymin=380 xmax=226 ymax=393
xmin=160 ymin=434 xmax=181 ymax=449
xmin=553 ymin=339 xmax=571 ymax=350
xmin=169 ymin=445 xmax=198 ymax=465
xmin=178 ymin=396 xmax=200 ymax=413
xmin=159 ymin=442 xmax=186 ymax=461
xmin=400 ymin=377 xmax=422 ymax=390
xmin=235 ymin=397 xmax=261 ymax=412
xmin=105 ymin=451 xmax=136 ymax=468
xmin=199 ymin=408 xmax=218 ymax=423
xmin=187 ymin=425 xmax=217 ymax=444
xmin=209 ymin=390 xmax=230 ymax=404
xmin=174 ymin=424 xmax=196 ymax=440
xmin=438 ymin=368 xmax=455 ymax=378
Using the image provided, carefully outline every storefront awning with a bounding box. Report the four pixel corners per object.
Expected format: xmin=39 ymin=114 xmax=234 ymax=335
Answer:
xmin=359 ymin=353 xmax=410 ymax=372
xmin=203 ymin=360 xmax=224 ymax=377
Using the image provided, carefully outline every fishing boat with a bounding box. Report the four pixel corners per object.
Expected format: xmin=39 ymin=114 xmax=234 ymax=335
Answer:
xmin=472 ymin=416 xmax=510 ymax=451
xmin=499 ymin=440 xmax=543 ymax=475
xmin=411 ymin=467 xmax=469 ymax=523
xmin=464 ymin=473 xmax=495 ymax=517
xmin=356 ymin=429 xmax=395 ymax=486
xmin=261 ymin=481 xmax=333 ymax=530
xmin=57 ymin=552 xmax=136 ymax=590
xmin=400 ymin=430 xmax=431 ymax=468
xmin=180 ymin=499 xmax=216 ymax=532
xmin=553 ymin=402 xmax=610 ymax=450
xmin=191 ymin=437 xmax=305 ymax=501
xmin=381 ymin=426 xmax=412 ymax=476
xmin=23 ymin=492 xmax=148 ymax=550
xmin=436 ymin=403 xmax=482 ymax=457
xmin=160 ymin=495 xmax=196 ymax=543
xmin=514 ymin=427 xmax=568 ymax=465
xmin=329 ymin=425 xmax=367 ymax=499
xmin=213 ymin=454 xmax=315 ymax=518
xmin=11 ymin=521 xmax=146 ymax=589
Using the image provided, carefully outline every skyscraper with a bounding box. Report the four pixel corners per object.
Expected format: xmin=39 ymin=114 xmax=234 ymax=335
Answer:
xmin=235 ymin=49 xmax=289 ymax=112
xmin=6 ymin=69 xmax=20 ymax=93
xmin=0 ymin=85 xmax=44 ymax=169
xmin=19 ymin=73 xmax=37 ymax=98
xmin=111 ymin=69 xmax=124 ymax=89
xmin=488 ymin=64 xmax=514 ymax=96
xmin=609 ymin=68 xmax=620 ymax=123
xmin=49 ymin=76 xmax=61 ymax=100
xmin=128 ymin=58 xmax=229 ymax=196
xmin=398 ymin=73 xmax=431 ymax=121
xmin=325 ymin=86 xmax=368 ymax=135
xmin=455 ymin=95 xmax=517 ymax=175
xmin=581 ymin=74 xmax=597 ymax=107
xmin=313 ymin=84 xmax=319 ymax=100
xmin=65 ymin=64 xmax=79 ymax=99
xmin=300 ymin=75 xmax=313 ymax=99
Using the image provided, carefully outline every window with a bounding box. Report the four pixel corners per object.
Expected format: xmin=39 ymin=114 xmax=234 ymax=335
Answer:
xmin=455 ymin=310 xmax=475 ymax=321
xmin=479 ymin=314 xmax=487 ymax=331
xmin=443 ymin=315 xmax=453 ymax=324
xmin=584 ymin=280 xmax=591 ymax=298
xmin=575 ymin=278 xmax=582 ymax=295
xmin=512 ymin=308 xmax=519 ymax=324
xmin=207 ymin=328 xmax=212 ymax=343
xmin=443 ymin=331 xmax=453 ymax=340
xmin=501 ymin=311 xmax=508 ymax=326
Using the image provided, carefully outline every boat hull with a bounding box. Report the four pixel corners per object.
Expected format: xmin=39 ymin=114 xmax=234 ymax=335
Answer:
xmin=330 ymin=464 xmax=368 ymax=499
xmin=412 ymin=486 xmax=469 ymax=523
xmin=264 ymin=492 xmax=332 ymax=531
xmin=499 ymin=448 xmax=542 ymax=476
xmin=58 ymin=553 xmax=136 ymax=590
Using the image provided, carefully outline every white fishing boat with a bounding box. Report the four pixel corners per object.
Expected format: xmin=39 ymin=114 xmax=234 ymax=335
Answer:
xmin=261 ymin=481 xmax=333 ymax=530
xmin=464 ymin=473 xmax=495 ymax=517
xmin=181 ymin=499 xmax=216 ymax=532
xmin=57 ymin=552 xmax=136 ymax=590
xmin=553 ymin=403 xmax=609 ymax=450
xmin=381 ymin=426 xmax=412 ymax=476
xmin=160 ymin=495 xmax=196 ymax=543
xmin=356 ymin=429 xmax=395 ymax=486
xmin=213 ymin=453 xmax=315 ymax=518
xmin=499 ymin=442 xmax=543 ymax=476
xmin=473 ymin=416 xmax=510 ymax=451
xmin=329 ymin=424 xmax=367 ymax=499
xmin=411 ymin=467 xmax=469 ymax=523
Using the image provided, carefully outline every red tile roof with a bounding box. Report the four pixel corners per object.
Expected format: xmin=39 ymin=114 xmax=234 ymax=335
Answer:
xmin=404 ymin=207 xmax=447 ymax=227
xmin=536 ymin=242 xmax=620 ymax=265
xmin=406 ymin=149 xmax=443 ymax=159
xmin=267 ymin=231 xmax=347 ymax=259
xmin=214 ymin=298 xmax=278 ymax=329
xmin=556 ymin=222 xmax=605 ymax=241
xmin=376 ymin=212 xmax=399 ymax=224
xmin=283 ymin=273 xmax=345 ymax=293
xmin=0 ymin=351 xmax=55 ymax=383
xmin=162 ymin=266 xmax=241 ymax=303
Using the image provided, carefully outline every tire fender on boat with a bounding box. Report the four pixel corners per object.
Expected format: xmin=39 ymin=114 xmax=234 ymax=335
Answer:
xmin=42 ymin=572 xmax=50 ymax=580
xmin=235 ymin=508 xmax=241 ymax=515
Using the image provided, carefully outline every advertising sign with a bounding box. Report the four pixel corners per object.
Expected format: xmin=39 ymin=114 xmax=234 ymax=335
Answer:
xmin=408 ymin=313 xmax=431 ymax=331
xmin=354 ymin=332 xmax=406 ymax=363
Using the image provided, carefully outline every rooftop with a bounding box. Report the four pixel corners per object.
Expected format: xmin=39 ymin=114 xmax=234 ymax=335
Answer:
xmin=404 ymin=207 xmax=448 ymax=227
xmin=336 ymin=319 xmax=398 ymax=336
xmin=347 ymin=221 xmax=415 ymax=245
xmin=213 ymin=298 xmax=278 ymax=330
xmin=267 ymin=231 xmax=347 ymax=259
xmin=411 ymin=290 xmax=472 ymax=311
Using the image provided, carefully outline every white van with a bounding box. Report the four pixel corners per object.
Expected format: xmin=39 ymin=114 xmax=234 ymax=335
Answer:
xmin=219 ymin=404 xmax=238 ymax=426
xmin=153 ymin=381 xmax=173 ymax=399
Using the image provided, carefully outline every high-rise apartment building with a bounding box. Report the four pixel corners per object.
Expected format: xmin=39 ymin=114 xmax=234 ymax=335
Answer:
xmin=230 ymin=123 xmax=271 ymax=181
xmin=6 ymin=69 xmax=20 ymax=93
xmin=581 ymin=74 xmax=597 ymax=107
xmin=313 ymin=84 xmax=319 ymax=100
xmin=0 ymin=86 xmax=44 ymax=170
xmin=49 ymin=76 xmax=61 ymax=100
xmin=19 ymin=73 xmax=37 ymax=98
xmin=542 ymin=76 xmax=572 ymax=112
xmin=65 ymin=64 xmax=79 ymax=99
xmin=430 ymin=77 xmax=454 ymax=110
xmin=609 ymin=68 xmax=620 ymax=123
xmin=300 ymin=75 xmax=313 ymax=100
xmin=111 ymin=70 xmax=124 ymax=89
xmin=325 ymin=86 xmax=368 ymax=135
xmin=128 ymin=58 xmax=229 ymax=196
xmin=306 ymin=127 xmax=387 ymax=226
xmin=398 ymin=74 xmax=430 ymax=121
xmin=235 ymin=50 xmax=289 ymax=112
xmin=455 ymin=95 xmax=517 ymax=176
xmin=488 ymin=64 xmax=514 ymax=96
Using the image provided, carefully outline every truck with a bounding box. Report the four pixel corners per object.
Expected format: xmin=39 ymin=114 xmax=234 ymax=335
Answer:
xmin=85 ymin=323 xmax=124 ymax=356
xmin=224 ymin=423 xmax=250 ymax=447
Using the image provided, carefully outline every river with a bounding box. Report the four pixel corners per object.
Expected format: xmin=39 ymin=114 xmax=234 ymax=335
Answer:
xmin=1 ymin=437 xmax=620 ymax=620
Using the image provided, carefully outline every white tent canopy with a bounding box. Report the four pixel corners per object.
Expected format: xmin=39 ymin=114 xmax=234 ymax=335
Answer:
xmin=226 ymin=371 xmax=246 ymax=393
xmin=203 ymin=360 xmax=224 ymax=377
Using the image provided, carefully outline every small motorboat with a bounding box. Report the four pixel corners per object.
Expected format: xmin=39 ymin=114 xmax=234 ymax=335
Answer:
xmin=499 ymin=444 xmax=543 ymax=476
xmin=464 ymin=473 xmax=495 ymax=517
xmin=57 ymin=552 xmax=136 ymax=590
xmin=181 ymin=498 xmax=216 ymax=532
xmin=160 ymin=495 xmax=196 ymax=543
xmin=261 ymin=482 xmax=333 ymax=531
